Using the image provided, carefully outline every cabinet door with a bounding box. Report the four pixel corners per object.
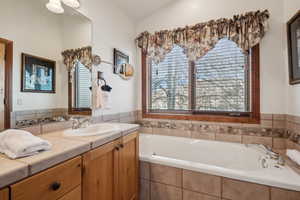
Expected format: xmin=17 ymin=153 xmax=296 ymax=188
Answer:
xmin=119 ymin=132 xmax=139 ymax=200
xmin=82 ymin=139 xmax=121 ymax=200
xmin=0 ymin=188 xmax=9 ymax=200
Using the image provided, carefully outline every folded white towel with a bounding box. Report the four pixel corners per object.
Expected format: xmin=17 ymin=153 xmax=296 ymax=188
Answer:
xmin=0 ymin=129 xmax=52 ymax=159
xmin=286 ymin=149 xmax=300 ymax=165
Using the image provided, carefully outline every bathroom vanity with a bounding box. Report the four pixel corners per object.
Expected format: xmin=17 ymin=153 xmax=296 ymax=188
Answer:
xmin=0 ymin=124 xmax=139 ymax=200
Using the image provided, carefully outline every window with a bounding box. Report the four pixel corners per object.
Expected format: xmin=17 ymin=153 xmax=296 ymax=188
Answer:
xmin=143 ymin=38 xmax=260 ymax=123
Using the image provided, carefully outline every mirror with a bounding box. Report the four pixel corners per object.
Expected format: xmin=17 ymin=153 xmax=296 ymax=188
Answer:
xmin=0 ymin=0 xmax=93 ymax=128
xmin=61 ymin=8 xmax=93 ymax=115
xmin=69 ymin=61 xmax=92 ymax=114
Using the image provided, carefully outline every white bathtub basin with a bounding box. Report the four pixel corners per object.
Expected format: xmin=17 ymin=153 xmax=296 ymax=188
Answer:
xmin=139 ymin=133 xmax=300 ymax=191
xmin=64 ymin=124 xmax=120 ymax=137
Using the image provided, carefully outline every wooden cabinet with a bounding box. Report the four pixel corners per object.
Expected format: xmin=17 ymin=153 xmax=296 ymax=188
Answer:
xmin=119 ymin=132 xmax=139 ymax=200
xmin=0 ymin=188 xmax=9 ymax=200
xmin=3 ymin=131 xmax=138 ymax=200
xmin=11 ymin=157 xmax=82 ymax=200
xmin=83 ymin=132 xmax=139 ymax=200
xmin=82 ymin=138 xmax=120 ymax=200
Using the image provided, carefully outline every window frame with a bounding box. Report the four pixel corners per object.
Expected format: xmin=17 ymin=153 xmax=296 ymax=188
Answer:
xmin=141 ymin=44 xmax=260 ymax=124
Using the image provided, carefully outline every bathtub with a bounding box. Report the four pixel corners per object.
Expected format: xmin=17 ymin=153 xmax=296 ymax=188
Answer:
xmin=139 ymin=133 xmax=300 ymax=192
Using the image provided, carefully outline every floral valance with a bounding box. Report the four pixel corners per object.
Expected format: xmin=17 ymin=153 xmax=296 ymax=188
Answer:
xmin=136 ymin=10 xmax=270 ymax=64
xmin=62 ymin=46 xmax=92 ymax=72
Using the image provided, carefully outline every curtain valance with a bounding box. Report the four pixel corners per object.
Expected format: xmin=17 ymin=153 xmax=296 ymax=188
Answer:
xmin=62 ymin=46 xmax=92 ymax=72
xmin=136 ymin=10 xmax=270 ymax=64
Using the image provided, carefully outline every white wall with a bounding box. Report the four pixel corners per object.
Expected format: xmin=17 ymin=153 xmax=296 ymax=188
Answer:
xmin=284 ymin=0 xmax=300 ymax=116
xmin=136 ymin=0 xmax=287 ymax=114
xmin=0 ymin=0 xmax=67 ymax=111
xmin=78 ymin=0 xmax=138 ymax=115
xmin=0 ymin=0 xmax=139 ymax=115
xmin=61 ymin=12 xmax=92 ymax=50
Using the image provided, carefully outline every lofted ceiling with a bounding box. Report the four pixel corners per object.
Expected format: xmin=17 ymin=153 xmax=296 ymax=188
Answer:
xmin=112 ymin=0 xmax=176 ymax=22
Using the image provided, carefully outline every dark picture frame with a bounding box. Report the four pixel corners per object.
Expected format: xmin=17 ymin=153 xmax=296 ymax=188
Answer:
xmin=21 ymin=53 xmax=56 ymax=93
xmin=113 ymin=48 xmax=129 ymax=74
xmin=287 ymin=10 xmax=300 ymax=85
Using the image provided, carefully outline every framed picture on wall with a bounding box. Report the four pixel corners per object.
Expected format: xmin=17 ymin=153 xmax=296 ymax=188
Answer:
xmin=287 ymin=10 xmax=300 ymax=85
xmin=21 ymin=53 xmax=56 ymax=93
xmin=113 ymin=48 xmax=129 ymax=74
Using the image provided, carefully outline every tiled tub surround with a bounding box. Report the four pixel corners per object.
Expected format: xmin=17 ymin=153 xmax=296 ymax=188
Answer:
xmin=139 ymin=134 xmax=300 ymax=192
xmin=140 ymin=161 xmax=300 ymax=200
xmin=0 ymin=123 xmax=140 ymax=188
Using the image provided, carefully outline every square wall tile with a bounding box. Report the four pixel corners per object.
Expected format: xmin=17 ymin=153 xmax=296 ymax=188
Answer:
xmin=140 ymin=161 xmax=150 ymax=180
xmin=151 ymin=182 xmax=182 ymax=200
xmin=273 ymin=138 xmax=286 ymax=149
xmin=183 ymin=190 xmax=220 ymax=200
xmin=140 ymin=179 xmax=150 ymax=200
xmin=260 ymin=120 xmax=273 ymax=128
xmin=261 ymin=114 xmax=273 ymax=120
xmin=191 ymin=131 xmax=216 ymax=141
xmin=242 ymin=135 xmax=272 ymax=147
xmin=215 ymin=133 xmax=242 ymax=143
xmin=273 ymin=120 xmax=286 ymax=129
xmin=271 ymin=187 xmax=300 ymax=200
xmin=42 ymin=121 xmax=73 ymax=134
xmin=286 ymin=140 xmax=296 ymax=149
xmin=151 ymin=163 xmax=182 ymax=187
xmin=222 ymin=178 xmax=269 ymax=200
xmin=168 ymin=130 xmax=191 ymax=138
xmin=152 ymin=128 xmax=170 ymax=136
xmin=20 ymin=125 xmax=42 ymax=136
xmin=183 ymin=170 xmax=221 ymax=197
xmin=139 ymin=127 xmax=153 ymax=134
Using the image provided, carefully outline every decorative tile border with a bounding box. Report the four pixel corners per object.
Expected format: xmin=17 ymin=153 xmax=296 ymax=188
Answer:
xmin=137 ymin=111 xmax=300 ymax=151
xmin=14 ymin=110 xmax=139 ymax=135
xmin=11 ymin=108 xmax=68 ymax=128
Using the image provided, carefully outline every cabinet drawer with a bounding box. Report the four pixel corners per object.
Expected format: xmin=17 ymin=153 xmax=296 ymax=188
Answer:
xmin=11 ymin=156 xmax=82 ymax=200
xmin=58 ymin=186 xmax=81 ymax=200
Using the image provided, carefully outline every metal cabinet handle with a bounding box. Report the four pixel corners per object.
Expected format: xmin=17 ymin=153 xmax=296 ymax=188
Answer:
xmin=51 ymin=182 xmax=61 ymax=191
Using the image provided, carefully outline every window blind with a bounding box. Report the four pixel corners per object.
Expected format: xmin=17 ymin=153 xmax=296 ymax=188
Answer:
xmin=194 ymin=38 xmax=249 ymax=112
xmin=75 ymin=62 xmax=91 ymax=108
xmin=150 ymin=45 xmax=189 ymax=110
xmin=149 ymin=39 xmax=249 ymax=113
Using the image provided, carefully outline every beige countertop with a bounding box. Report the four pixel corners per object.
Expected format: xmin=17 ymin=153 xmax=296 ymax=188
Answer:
xmin=0 ymin=123 xmax=140 ymax=189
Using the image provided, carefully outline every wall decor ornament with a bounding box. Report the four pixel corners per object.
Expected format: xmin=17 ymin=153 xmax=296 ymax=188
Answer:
xmin=113 ymin=48 xmax=129 ymax=74
xmin=136 ymin=10 xmax=270 ymax=64
xmin=21 ymin=53 xmax=56 ymax=93
xmin=119 ymin=63 xmax=134 ymax=80
xmin=287 ymin=10 xmax=300 ymax=85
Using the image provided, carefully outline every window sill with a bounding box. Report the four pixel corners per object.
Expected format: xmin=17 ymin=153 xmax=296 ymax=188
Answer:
xmin=142 ymin=112 xmax=260 ymax=124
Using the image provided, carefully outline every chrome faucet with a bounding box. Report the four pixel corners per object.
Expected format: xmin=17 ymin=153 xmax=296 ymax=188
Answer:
xmin=246 ymin=144 xmax=285 ymax=166
xmin=72 ymin=118 xmax=90 ymax=129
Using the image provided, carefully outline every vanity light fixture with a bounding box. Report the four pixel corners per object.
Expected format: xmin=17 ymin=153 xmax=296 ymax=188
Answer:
xmin=46 ymin=0 xmax=80 ymax=14
xmin=46 ymin=0 xmax=64 ymax=14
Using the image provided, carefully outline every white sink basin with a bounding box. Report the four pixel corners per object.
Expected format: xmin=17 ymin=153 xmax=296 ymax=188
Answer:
xmin=63 ymin=124 xmax=120 ymax=137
